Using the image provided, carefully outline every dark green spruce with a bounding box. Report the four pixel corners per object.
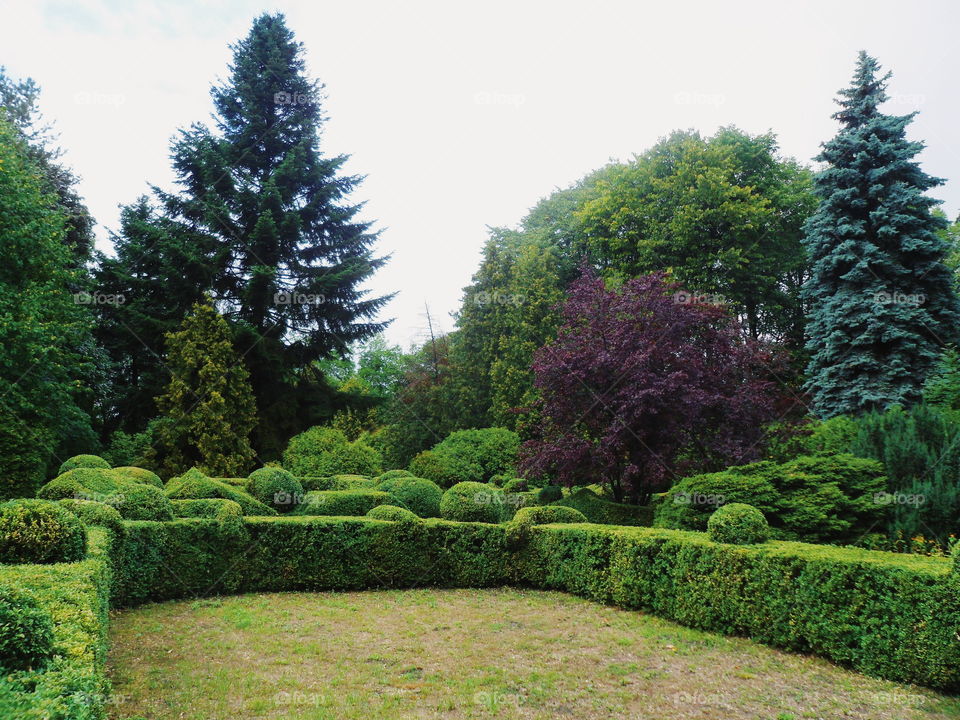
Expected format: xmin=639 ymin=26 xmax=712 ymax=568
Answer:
xmin=803 ymin=51 xmax=960 ymax=418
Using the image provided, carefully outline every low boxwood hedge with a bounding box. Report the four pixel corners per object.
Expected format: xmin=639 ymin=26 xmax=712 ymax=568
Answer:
xmin=3 ymin=508 xmax=959 ymax=720
xmin=165 ymin=470 xmax=276 ymax=516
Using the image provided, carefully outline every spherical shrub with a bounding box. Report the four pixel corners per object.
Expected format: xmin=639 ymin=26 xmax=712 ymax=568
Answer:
xmin=537 ymin=485 xmax=563 ymax=504
xmin=246 ymin=467 xmax=304 ymax=513
xmin=282 ymin=426 xmax=383 ymax=476
xmin=376 ymin=469 xmax=414 ymax=482
xmin=408 ymin=450 xmax=484 ymax=488
xmin=375 ymin=476 xmax=443 ymax=518
xmin=707 ymin=503 xmax=769 ymax=545
xmin=56 ymin=454 xmax=110 ymax=476
xmin=366 ymin=505 xmax=419 ymax=523
xmin=0 ymin=586 xmax=54 ymax=671
xmin=111 ymin=483 xmax=174 ymax=521
xmin=111 ymin=466 xmax=163 ymax=488
xmin=439 ymin=482 xmax=502 ymax=523
xmin=0 ymin=499 xmax=87 ymax=564
xmin=57 ymin=499 xmax=124 ymax=536
xmin=502 ymin=477 xmax=529 ymax=493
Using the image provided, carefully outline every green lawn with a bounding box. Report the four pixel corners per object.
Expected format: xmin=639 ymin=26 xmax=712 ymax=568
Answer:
xmin=108 ymin=588 xmax=960 ymax=720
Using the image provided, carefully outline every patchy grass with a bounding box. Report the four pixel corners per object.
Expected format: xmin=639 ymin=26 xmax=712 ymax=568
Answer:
xmin=108 ymin=588 xmax=959 ymax=720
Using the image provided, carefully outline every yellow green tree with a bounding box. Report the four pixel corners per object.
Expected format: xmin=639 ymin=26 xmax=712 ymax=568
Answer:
xmin=151 ymin=299 xmax=257 ymax=477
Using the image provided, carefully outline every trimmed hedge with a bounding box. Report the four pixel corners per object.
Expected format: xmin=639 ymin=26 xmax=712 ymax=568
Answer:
xmin=170 ymin=498 xmax=244 ymax=518
xmin=0 ymin=585 xmax=54 ymax=670
xmin=707 ymin=503 xmax=769 ymax=545
xmin=376 ymin=470 xmax=414 ymax=482
xmin=0 ymin=500 xmax=87 ymax=564
xmin=375 ymin=476 xmax=443 ymax=518
xmin=56 ymin=455 xmax=110 ymax=475
xmin=290 ymin=490 xmax=399 ymax=517
xmin=505 ymin=505 xmax=588 ymax=547
xmin=552 ymin=488 xmax=653 ymax=526
xmin=366 ymin=505 xmax=419 ymax=523
xmin=298 ymin=475 xmax=376 ymax=491
xmin=165 ymin=470 xmax=276 ymax=516
xmin=0 ymin=529 xmax=112 ymax=719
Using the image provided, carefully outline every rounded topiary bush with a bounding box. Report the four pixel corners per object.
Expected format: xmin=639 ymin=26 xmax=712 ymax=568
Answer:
xmin=57 ymin=499 xmax=125 ymax=536
xmin=112 ymin=483 xmax=174 ymax=521
xmin=246 ymin=467 xmax=304 ymax=513
xmin=537 ymin=485 xmax=563 ymax=504
xmin=512 ymin=505 xmax=588 ymax=526
xmin=439 ymin=482 xmax=502 ymax=523
xmin=707 ymin=503 xmax=769 ymax=545
xmin=0 ymin=586 xmax=54 ymax=671
xmin=375 ymin=476 xmax=443 ymax=518
xmin=112 ymin=466 xmax=163 ymax=488
xmin=0 ymin=499 xmax=87 ymax=564
xmin=366 ymin=505 xmax=419 ymax=523
xmin=376 ymin=469 xmax=414 ymax=482
xmin=56 ymin=454 xmax=110 ymax=476
xmin=502 ymin=477 xmax=528 ymax=493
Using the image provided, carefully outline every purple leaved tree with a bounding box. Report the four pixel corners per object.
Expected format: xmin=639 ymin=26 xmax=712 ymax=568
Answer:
xmin=519 ymin=268 xmax=781 ymax=504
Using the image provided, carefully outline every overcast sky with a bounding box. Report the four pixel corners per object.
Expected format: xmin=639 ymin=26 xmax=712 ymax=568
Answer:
xmin=2 ymin=0 xmax=958 ymax=349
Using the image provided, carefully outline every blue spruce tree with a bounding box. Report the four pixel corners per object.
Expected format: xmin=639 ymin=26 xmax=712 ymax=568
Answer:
xmin=803 ymin=52 xmax=960 ymax=418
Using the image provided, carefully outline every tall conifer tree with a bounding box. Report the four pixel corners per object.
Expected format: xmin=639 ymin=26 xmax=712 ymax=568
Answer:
xmin=803 ymin=52 xmax=960 ymax=417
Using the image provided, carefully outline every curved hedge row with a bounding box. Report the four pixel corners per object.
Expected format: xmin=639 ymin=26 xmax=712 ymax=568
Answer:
xmin=2 ymin=515 xmax=959 ymax=718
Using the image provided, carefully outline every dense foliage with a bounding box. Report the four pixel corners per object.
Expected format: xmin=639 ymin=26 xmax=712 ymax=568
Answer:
xmin=150 ymin=300 xmax=259 ymax=477
xmin=803 ymin=52 xmax=960 ymax=417
xmin=282 ymin=426 xmax=382 ymax=477
xmin=521 ymin=269 xmax=779 ymax=503
xmin=0 ymin=500 xmax=87 ymax=564
xmin=706 ymin=502 xmax=770 ymax=544
xmin=655 ymin=454 xmax=886 ymax=544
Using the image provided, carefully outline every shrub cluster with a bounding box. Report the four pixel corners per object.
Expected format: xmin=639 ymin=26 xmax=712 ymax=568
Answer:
xmin=164 ymin=468 xmax=276 ymax=516
xmin=707 ymin=503 xmax=769 ymax=544
xmin=111 ymin=466 xmax=163 ymax=488
xmin=654 ymin=454 xmax=886 ymax=544
xmin=408 ymin=428 xmax=520 ymax=487
xmin=245 ymin=467 xmax=304 ymax=513
xmin=282 ymin=426 xmax=382 ymax=477
xmin=0 ymin=499 xmax=87 ymax=564
xmin=38 ymin=468 xmax=174 ymax=521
